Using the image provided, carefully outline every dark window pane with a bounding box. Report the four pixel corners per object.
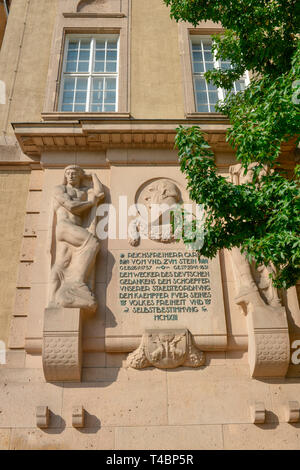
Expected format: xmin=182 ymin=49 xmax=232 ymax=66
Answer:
xmin=107 ymin=41 xmax=118 ymax=50
xmin=204 ymin=51 xmax=213 ymax=62
xmin=80 ymin=40 xmax=91 ymax=50
xmin=195 ymin=78 xmax=206 ymax=90
xmin=75 ymin=91 xmax=87 ymax=103
xmin=104 ymin=104 xmax=116 ymax=112
xmin=64 ymin=78 xmax=75 ymax=90
xmin=92 ymin=91 xmax=103 ymax=103
xmin=96 ymin=41 xmax=105 ymax=50
xmin=205 ymin=62 xmax=214 ymax=71
xmin=67 ymin=51 xmax=77 ymax=61
xmin=68 ymin=41 xmax=79 ymax=50
xmin=106 ymin=61 xmax=117 ymax=72
xmin=194 ymin=62 xmax=204 ymax=73
xmin=63 ymin=91 xmax=73 ymax=104
xmin=91 ymin=104 xmax=103 ymax=112
xmin=192 ymin=51 xmax=202 ymax=62
xmin=104 ymin=91 xmax=116 ymax=103
xmin=66 ymin=61 xmax=76 ymax=72
xmin=208 ymin=91 xmax=218 ymax=104
xmin=74 ymin=104 xmax=85 ymax=112
xmin=95 ymin=51 xmax=105 ymax=61
xmin=93 ymin=78 xmax=104 ymax=90
xmin=78 ymin=61 xmax=89 ymax=72
xmin=192 ymin=44 xmax=201 ymax=51
xmin=207 ymin=82 xmax=218 ymax=91
xmin=94 ymin=62 xmax=105 ymax=72
xmin=106 ymin=78 xmax=116 ymax=90
xmin=79 ymin=50 xmax=90 ymax=61
xmin=62 ymin=104 xmax=73 ymax=112
xmin=196 ymin=92 xmax=208 ymax=104
xmin=107 ymin=50 xmax=117 ymax=61
xmin=76 ymin=78 xmax=88 ymax=90
xmin=197 ymin=104 xmax=209 ymax=112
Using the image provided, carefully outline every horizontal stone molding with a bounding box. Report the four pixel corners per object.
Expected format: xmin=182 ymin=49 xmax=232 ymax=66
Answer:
xmin=105 ymin=334 xmax=228 ymax=353
xmin=12 ymin=118 xmax=231 ymax=157
xmin=63 ymin=13 xmax=126 ymax=18
xmin=26 ymin=334 xmax=248 ymax=355
xmin=12 ymin=118 xmax=297 ymax=160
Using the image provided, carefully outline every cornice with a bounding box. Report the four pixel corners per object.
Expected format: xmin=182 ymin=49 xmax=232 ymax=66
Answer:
xmin=12 ymin=117 xmax=297 ymax=160
xmin=12 ymin=117 xmax=232 ymax=157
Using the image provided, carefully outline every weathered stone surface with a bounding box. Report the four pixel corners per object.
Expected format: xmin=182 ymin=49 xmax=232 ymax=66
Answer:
xmin=115 ymin=425 xmax=223 ymax=450
xmin=10 ymin=427 xmax=114 ymax=450
xmin=0 ymin=429 xmax=10 ymax=450
xmin=223 ymin=423 xmax=300 ymax=450
xmin=62 ymin=368 xmax=168 ymax=427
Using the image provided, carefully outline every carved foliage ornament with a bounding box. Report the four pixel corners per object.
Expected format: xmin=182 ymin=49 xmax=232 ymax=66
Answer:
xmin=127 ymin=329 xmax=205 ymax=369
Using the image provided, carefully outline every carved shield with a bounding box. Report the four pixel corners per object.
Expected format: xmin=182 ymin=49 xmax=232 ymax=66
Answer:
xmin=144 ymin=329 xmax=188 ymax=369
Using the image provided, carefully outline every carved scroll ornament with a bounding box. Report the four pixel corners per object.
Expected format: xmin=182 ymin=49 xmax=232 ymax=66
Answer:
xmin=127 ymin=329 xmax=205 ymax=370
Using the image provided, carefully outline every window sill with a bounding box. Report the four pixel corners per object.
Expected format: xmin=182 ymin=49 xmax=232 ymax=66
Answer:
xmin=41 ymin=112 xmax=131 ymax=122
xmin=185 ymin=112 xmax=229 ymax=122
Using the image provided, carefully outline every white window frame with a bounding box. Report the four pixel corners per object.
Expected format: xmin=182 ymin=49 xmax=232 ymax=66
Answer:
xmin=58 ymin=33 xmax=120 ymax=113
xmin=190 ymin=35 xmax=250 ymax=113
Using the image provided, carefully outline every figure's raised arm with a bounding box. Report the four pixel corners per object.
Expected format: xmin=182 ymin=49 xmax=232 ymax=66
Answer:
xmin=90 ymin=173 xmax=105 ymax=200
xmin=54 ymin=185 xmax=94 ymax=214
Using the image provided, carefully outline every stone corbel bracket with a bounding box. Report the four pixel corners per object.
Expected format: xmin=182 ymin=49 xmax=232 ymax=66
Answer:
xmin=72 ymin=406 xmax=85 ymax=428
xmin=36 ymin=406 xmax=50 ymax=429
xmin=284 ymin=401 xmax=300 ymax=423
xmin=43 ymin=307 xmax=83 ymax=382
xmin=250 ymin=402 xmax=266 ymax=424
xmin=127 ymin=329 xmax=205 ymax=370
xmin=243 ymin=299 xmax=290 ymax=378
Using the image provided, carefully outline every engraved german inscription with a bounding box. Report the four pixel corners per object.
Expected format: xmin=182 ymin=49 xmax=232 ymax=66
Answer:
xmin=118 ymin=251 xmax=211 ymax=320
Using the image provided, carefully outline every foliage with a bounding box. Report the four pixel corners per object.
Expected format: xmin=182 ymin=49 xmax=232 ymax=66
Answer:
xmin=163 ymin=0 xmax=300 ymax=288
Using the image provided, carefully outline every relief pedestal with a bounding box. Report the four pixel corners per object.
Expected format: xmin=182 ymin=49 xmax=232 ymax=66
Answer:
xmin=243 ymin=297 xmax=289 ymax=377
xmin=229 ymin=242 xmax=290 ymax=378
xmin=42 ymin=165 xmax=104 ymax=382
xmin=43 ymin=307 xmax=83 ymax=382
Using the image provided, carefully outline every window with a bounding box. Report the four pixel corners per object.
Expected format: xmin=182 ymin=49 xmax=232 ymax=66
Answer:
xmin=59 ymin=34 xmax=119 ymax=112
xmin=191 ymin=36 xmax=249 ymax=112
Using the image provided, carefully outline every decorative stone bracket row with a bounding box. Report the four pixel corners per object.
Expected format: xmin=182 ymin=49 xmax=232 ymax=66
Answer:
xmin=42 ymin=312 xmax=290 ymax=382
xmin=36 ymin=405 xmax=85 ymax=429
xmin=36 ymin=401 xmax=300 ymax=428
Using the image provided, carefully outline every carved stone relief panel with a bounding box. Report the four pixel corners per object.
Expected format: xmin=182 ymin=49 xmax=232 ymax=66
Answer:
xmin=229 ymin=163 xmax=290 ymax=377
xmin=105 ymin=165 xmax=228 ymax=357
xmin=127 ymin=329 xmax=205 ymax=369
xmin=42 ymin=165 xmax=105 ymax=382
xmin=129 ymin=178 xmax=183 ymax=245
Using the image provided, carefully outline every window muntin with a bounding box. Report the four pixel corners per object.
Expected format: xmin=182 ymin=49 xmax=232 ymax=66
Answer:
xmin=60 ymin=35 xmax=119 ymax=112
xmin=191 ymin=36 xmax=248 ymax=112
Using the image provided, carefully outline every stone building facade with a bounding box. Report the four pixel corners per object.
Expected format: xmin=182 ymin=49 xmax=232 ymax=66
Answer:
xmin=0 ymin=0 xmax=299 ymax=450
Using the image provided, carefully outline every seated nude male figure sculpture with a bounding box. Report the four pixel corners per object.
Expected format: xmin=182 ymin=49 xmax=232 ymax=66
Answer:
xmin=48 ymin=165 xmax=104 ymax=311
